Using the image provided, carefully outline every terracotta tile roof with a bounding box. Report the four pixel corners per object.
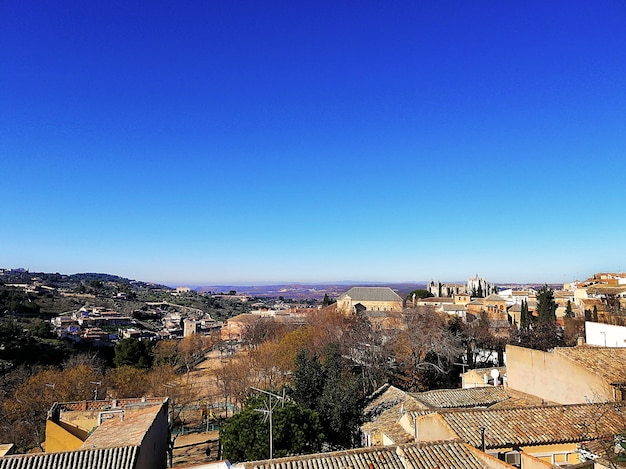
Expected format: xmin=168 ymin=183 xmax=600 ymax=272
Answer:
xmin=553 ymin=346 xmax=626 ymax=385
xmin=586 ymin=285 xmax=626 ymax=295
xmin=0 ymin=446 xmax=139 ymax=469
xmin=484 ymin=294 xmax=506 ymax=302
xmin=79 ymin=404 xmax=164 ymax=449
xmin=364 ymin=385 xmax=428 ymax=419
xmin=435 ymin=403 xmax=626 ymax=449
xmin=56 ymin=397 xmax=165 ymax=412
xmin=411 ymin=386 xmax=511 ymax=409
xmin=487 ymin=389 xmax=556 ymax=409
xmin=362 ymin=402 xmax=430 ymax=445
xmin=398 ymin=441 xmax=498 ymax=469
xmin=363 ymin=385 xmax=433 ymax=445
xmin=236 ymin=440 xmax=506 ymax=469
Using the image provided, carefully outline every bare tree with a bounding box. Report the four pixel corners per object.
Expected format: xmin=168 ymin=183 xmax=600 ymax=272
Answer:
xmin=388 ymin=306 xmax=464 ymax=391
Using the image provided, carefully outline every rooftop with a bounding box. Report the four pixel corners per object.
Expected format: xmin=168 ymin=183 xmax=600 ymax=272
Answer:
xmin=0 ymin=446 xmax=139 ymax=469
xmin=235 ymin=440 xmax=506 ymax=469
xmin=554 ymin=346 xmax=626 ymax=385
xmin=48 ymin=398 xmax=168 ymax=450
xmin=432 ymin=402 xmax=626 ymax=448
xmin=338 ymin=287 xmax=403 ymax=303
xmin=80 ymin=404 xmax=164 ymax=449
xmin=411 ymin=386 xmax=511 ymax=409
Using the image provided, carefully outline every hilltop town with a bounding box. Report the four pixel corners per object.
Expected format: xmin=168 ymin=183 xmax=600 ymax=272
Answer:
xmin=2 ymin=268 xmax=626 ymax=469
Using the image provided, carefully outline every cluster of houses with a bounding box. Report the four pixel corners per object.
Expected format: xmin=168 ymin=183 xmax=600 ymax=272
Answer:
xmin=4 ymin=332 xmax=626 ymax=468
xmin=336 ymin=273 xmax=626 ymax=332
xmin=50 ymin=305 xmax=226 ymax=346
xmin=5 ymin=273 xmax=626 ymax=469
xmin=51 ymin=307 xmax=136 ymax=345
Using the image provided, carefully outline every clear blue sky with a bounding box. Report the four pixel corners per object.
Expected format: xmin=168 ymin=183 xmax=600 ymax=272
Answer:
xmin=1 ymin=1 xmax=625 ymax=286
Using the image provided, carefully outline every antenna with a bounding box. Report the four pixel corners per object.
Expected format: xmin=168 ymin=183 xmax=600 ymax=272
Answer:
xmin=90 ymin=381 xmax=102 ymax=400
xmin=251 ymin=387 xmax=284 ymax=459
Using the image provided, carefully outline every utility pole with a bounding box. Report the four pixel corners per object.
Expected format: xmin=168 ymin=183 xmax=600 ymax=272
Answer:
xmin=251 ymin=387 xmax=284 ymax=459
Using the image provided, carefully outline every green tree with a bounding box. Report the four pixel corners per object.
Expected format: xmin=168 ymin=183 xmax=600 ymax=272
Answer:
xmin=289 ymin=344 xmax=365 ymax=450
xmin=220 ymin=397 xmax=324 ymax=462
xmin=536 ymin=285 xmax=557 ymax=324
xmin=520 ymin=299 xmax=530 ymax=330
xmin=405 ymin=289 xmax=433 ymax=302
xmin=317 ymin=344 xmax=363 ymax=450
xmin=513 ymin=321 xmax=564 ymax=351
xmin=565 ymin=300 xmax=575 ymax=319
xmin=321 ymin=294 xmax=335 ymax=307
xmin=291 ymin=349 xmax=324 ymax=410
xmin=113 ymin=338 xmax=152 ymax=368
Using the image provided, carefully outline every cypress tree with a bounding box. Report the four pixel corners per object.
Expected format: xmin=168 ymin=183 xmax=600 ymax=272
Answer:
xmin=520 ymin=299 xmax=530 ymax=330
xmin=536 ymin=285 xmax=557 ymax=324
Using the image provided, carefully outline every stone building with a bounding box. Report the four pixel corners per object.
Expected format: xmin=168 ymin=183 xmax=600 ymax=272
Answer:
xmin=336 ymin=287 xmax=404 ymax=314
xmin=427 ymin=275 xmax=496 ymax=298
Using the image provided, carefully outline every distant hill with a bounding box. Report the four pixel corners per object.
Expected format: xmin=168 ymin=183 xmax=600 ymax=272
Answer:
xmin=196 ymin=282 xmax=426 ymax=300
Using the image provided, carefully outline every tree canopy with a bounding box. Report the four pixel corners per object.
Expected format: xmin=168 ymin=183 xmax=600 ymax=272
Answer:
xmin=536 ymin=285 xmax=557 ymax=324
xmin=289 ymin=343 xmax=364 ymax=450
xmin=220 ymin=396 xmax=324 ymax=462
xmin=113 ymin=338 xmax=153 ymax=368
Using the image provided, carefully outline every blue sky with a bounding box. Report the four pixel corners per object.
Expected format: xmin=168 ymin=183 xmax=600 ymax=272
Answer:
xmin=1 ymin=1 xmax=625 ymax=286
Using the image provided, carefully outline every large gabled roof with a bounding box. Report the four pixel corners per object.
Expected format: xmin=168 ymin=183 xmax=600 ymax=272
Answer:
xmin=80 ymin=404 xmax=164 ymax=449
xmin=484 ymin=294 xmax=506 ymax=302
xmin=433 ymin=402 xmax=626 ymax=449
xmin=554 ymin=346 xmax=626 ymax=385
xmin=337 ymin=287 xmax=403 ymax=303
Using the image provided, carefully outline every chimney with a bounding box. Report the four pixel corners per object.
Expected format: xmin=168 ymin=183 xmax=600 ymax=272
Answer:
xmin=577 ymin=336 xmax=585 ymax=346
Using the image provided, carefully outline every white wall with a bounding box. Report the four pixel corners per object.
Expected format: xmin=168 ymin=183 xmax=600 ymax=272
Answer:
xmin=585 ymin=321 xmax=626 ymax=347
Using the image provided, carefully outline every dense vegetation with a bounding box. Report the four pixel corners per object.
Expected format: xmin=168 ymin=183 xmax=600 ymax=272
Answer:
xmin=0 ymin=334 xmax=212 ymax=452
xmin=0 ymin=272 xmax=582 ymax=461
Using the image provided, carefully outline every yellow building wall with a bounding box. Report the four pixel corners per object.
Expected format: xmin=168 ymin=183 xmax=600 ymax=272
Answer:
xmin=415 ymin=414 xmax=457 ymax=441
xmin=337 ymin=297 xmax=403 ymax=314
xmin=520 ymin=443 xmax=580 ymax=465
xmin=45 ymin=419 xmax=87 ymax=453
xmin=506 ymin=345 xmax=614 ymax=404
xmin=461 ymin=367 xmax=506 ymax=388
xmin=521 ymin=452 xmax=564 ymax=469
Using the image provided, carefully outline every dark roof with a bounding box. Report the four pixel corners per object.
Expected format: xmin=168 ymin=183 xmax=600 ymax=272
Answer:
xmin=0 ymin=446 xmax=139 ymax=469
xmin=337 ymin=287 xmax=403 ymax=302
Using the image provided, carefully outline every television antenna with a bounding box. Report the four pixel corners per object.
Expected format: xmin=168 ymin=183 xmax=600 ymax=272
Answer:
xmin=251 ymin=387 xmax=285 ymax=460
xmin=90 ymin=381 xmax=102 ymax=400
